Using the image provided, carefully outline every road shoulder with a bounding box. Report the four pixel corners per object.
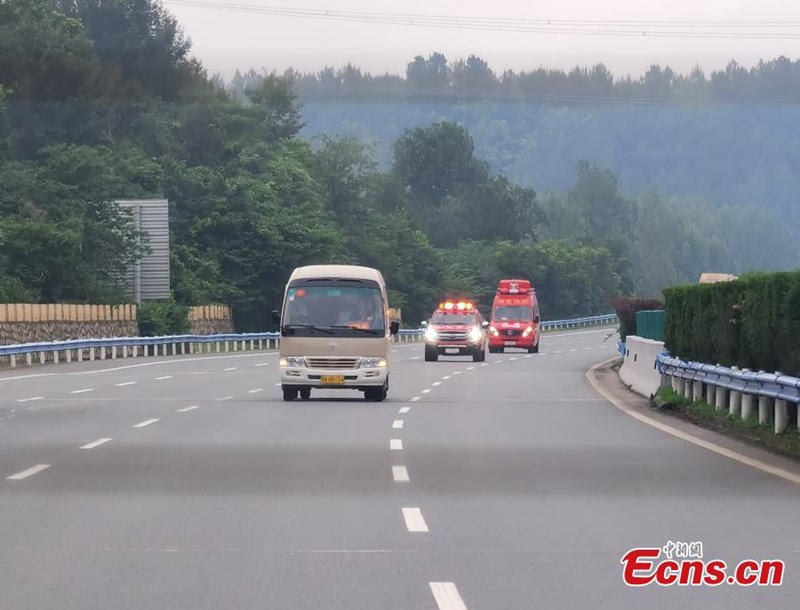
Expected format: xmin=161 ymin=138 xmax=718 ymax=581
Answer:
xmin=587 ymin=357 xmax=800 ymax=487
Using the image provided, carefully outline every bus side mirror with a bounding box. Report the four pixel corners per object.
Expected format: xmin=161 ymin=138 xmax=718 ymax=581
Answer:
xmin=390 ymin=321 xmax=400 ymax=335
xmin=271 ymin=310 xmax=281 ymax=325
xmin=420 ymin=321 xmax=428 ymax=327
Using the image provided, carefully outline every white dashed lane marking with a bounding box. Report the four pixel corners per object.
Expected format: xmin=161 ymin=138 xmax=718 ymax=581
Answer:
xmin=6 ymin=464 xmax=50 ymax=480
xmin=154 ymin=376 xmax=173 ymax=381
xmin=254 ymin=362 xmax=271 ymax=367
xmin=70 ymin=388 xmax=94 ymax=394
xmin=16 ymin=397 xmax=43 ymax=403
xmin=392 ymin=465 xmax=410 ymax=482
xmin=223 ymin=367 xmax=238 ymax=372
xmin=402 ymin=507 xmax=429 ymax=533
xmin=116 ymin=381 xmax=136 ymax=387
xmin=467 ymin=366 xmax=475 ymax=370
xmin=247 ymin=388 xmax=264 ymax=394
xmin=133 ymin=418 xmax=159 ymax=428
xmin=398 ymin=406 xmax=410 ymax=414
xmin=442 ymin=375 xmax=451 ymax=380
xmin=177 ymin=405 xmax=199 ymax=413
xmin=430 ymin=582 xmax=468 ymax=610
xmin=432 ymin=381 xmax=441 ymax=386
xmin=390 ymin=439 xmax=403 ymax=451
xmin=214 ymin=396 xmax=234 ymax=402
xmin=410 ymin=396 xmax=421 ymax=402
xmin=80 ymin=438 xmax=112 ymax=450
xmin=392 ymin=420 xmax=404 ymax=429
xmin=421 ymin=389 xmax=431 ymax=394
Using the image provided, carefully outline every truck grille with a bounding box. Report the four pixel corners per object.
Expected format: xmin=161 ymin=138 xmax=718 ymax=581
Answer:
xmin=503 ymin=329 xmax=522 ymax=337
xmin=438 ymin=331 xmax=467 ymax=341
xmin=305 ymin=357 xmax=361 ymax=369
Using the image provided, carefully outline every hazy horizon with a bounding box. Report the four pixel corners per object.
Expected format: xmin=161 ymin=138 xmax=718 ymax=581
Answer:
xmin=163 ymin=0 xmax=800 ymax=79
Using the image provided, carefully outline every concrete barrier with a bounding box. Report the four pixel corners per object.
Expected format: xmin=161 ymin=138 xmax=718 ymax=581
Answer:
xmin=619 ymin=335 xmax=665 ymax=398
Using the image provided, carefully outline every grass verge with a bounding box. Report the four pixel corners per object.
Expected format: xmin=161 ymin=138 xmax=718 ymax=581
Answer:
xmin=654 ymin=387 xmax=800 ymax=460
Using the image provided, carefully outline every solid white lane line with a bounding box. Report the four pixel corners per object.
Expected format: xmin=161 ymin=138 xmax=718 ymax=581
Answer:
xmin=116 ymin=381 xmax=137 ymax=386
xmin=390 ymin=439 xmax=403 ymax=451
xmin=133 ymin=418 xmax=159 ymax=428
xmin=70 ymin=388 xmax=94 ymax=394
xmin=154 ymin=375 xmax=173 ymax=380
xmin=402 ymin=507 xmax=429 ymax=533
xmin=254 ymin=362 xmax=271 ymax=367
xmin=432 ymin=381 xmax=441 ymax=386
xmin=6 ymin=464 xmax=50 ymax=480
xmin=410 ymin=396 xmax=421 ymax=402
xmin=442 ymin=375 xmax=451 ymax=380
xmin=392 ymin=420 xmax=404 ymax=429
xmin=392 ymin=465 xmax=410 ymax=482
xmin=247 ymin=388 xmax=264 ymax=394
xmin=398 ymin=406 xmax=410 ymax=414
xmin=16 ymin=397 xmax=43 ymax=403
xmin=430 ymin=582 xmax=468 ymax=610
xmin=223 ymin=367 xmax=238 ymax=371
xmin=214 ymin=396 xmax=234 ymax=402
xmin=421 ymin=389 xmax=431 ymax=394
xmin=80 ymin=438 xmax=112 ymax=450
xmin=177 ymin=405 xmax=199 ymax=413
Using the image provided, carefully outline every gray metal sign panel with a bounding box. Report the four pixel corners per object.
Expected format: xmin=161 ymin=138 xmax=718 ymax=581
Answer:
xmin=117 ymin=199 xmax=171 ymax=302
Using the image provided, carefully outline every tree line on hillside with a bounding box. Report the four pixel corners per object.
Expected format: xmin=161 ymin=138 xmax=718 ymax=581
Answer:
xmin=1 ymin=0 xmax=795 ymax=333
xmin=228 ymin=52 xmax=800 ymax=103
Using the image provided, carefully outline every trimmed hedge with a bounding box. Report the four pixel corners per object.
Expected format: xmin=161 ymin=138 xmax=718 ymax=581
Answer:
xmin=664 ymin=271 xmax=800 ymax=376
xmin=611 ymin=297 xmax=663 ymax=340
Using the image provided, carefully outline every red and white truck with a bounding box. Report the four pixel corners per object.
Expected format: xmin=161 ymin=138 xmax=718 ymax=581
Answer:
xmin=487 ymin=279 xmax=541 ymax=354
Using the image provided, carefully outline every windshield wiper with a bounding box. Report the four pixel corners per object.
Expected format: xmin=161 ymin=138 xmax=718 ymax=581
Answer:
xmin=283 ymin=324 xmax=334 ymax=335
xmin=328 ymin=325 xmax=382 ymax=335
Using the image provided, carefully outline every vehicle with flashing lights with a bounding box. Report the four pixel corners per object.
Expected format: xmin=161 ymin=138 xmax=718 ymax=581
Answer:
xmin=422 ymin=300 xmax=489 ymax=362
xmin=488 ymin=279 xmax=541 ymax=354
xmin=272 ymin=265 xmax=399 ymax=402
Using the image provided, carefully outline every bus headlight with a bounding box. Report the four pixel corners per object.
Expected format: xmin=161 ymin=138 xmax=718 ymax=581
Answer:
xmin=360 ymin=357 xmax=387 ymax=368
xmin=280 ymin=356 xmax=306 ymax=367
xmin=468 ymin=326 xmax=483 ymax=343
xmin=424 ymin=327 xmax=438 ymax=342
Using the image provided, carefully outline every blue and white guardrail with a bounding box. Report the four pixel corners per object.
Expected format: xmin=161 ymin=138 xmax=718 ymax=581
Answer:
xmin=0 ymin=313 xmax=618 ymax=368
xmin=656 ymin=352 xmax=800 ymax=434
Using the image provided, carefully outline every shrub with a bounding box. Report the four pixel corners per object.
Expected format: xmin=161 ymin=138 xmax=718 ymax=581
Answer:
xmin=611 ymin=297 xmax=663 ymax=340
xmin=664 ymin=271 xmax=800 ymax=376
xmin=137 ymin=299 xmax=190 ymax=337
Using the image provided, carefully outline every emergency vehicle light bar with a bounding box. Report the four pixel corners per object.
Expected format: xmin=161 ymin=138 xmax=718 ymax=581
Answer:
xmin=438 ymin=300 xmax=474 ymax=311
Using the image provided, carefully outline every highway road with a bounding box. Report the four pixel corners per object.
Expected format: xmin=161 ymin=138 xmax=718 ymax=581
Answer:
xmin=1 ymin=329 xmax=797 ymax=609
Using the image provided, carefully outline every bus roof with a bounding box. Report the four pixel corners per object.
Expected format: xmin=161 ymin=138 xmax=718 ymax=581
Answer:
xmin=288 ymin=265 xmax=385 ymax=284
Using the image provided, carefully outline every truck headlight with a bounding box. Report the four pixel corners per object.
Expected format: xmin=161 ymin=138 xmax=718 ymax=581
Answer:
xmin=469 ymin=326 xmax=483 ymax=343
xmin=280 ymin=356 xmax=306 ymax=367
xmin=523 ymin=326 xmax=534 ymax=337
xmin=360 ymin=357 xmax=387 ymax=368
xmin=424 ymin=327 xmax=438 ymax=342
xmin=489 ymin=325 xmax=499 ymax=337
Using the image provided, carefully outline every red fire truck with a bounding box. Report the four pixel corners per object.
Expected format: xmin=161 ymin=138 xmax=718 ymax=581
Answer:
xmin=422 ymin=300 xmax=489 ymax=362
xmin=488 ymin=279 xmax=540 ymax=353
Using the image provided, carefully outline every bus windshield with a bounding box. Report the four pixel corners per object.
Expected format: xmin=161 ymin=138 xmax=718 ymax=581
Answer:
xmin=283 ymin=285 xmax=385 ymax=334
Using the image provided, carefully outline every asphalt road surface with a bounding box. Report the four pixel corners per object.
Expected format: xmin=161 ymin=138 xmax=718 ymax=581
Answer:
xmin=1 ymin=329 xmax=797 ymax=609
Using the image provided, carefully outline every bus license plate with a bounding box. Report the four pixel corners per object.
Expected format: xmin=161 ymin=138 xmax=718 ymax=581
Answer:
xmin=320 ymin=375 xmax=345 ymax=384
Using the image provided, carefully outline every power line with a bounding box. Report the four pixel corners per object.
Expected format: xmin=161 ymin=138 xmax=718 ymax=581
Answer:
xmin=163 ymin=1 xmax=800 ymax=40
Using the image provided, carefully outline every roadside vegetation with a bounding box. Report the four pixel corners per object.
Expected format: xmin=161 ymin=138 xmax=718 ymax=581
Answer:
xmin=2 ymin=0 xmax=797 ymax=330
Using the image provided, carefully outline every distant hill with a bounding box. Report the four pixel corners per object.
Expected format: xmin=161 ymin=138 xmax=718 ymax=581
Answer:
xmin=300 ymin=100 xmax=800 ymax=209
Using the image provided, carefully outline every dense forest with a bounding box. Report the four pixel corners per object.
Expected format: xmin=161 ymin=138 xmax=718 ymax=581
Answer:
xmin=1 ymin=0 xmax=797 ymax=331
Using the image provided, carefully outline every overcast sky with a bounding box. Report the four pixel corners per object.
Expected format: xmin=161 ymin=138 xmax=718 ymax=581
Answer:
xmin=164 ymin=0 xmax=800 ymax=79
